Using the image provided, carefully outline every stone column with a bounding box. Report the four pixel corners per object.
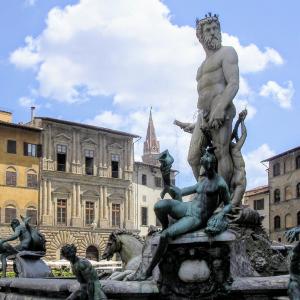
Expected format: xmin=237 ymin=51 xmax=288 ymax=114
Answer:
xmin=42 ymin=179 xmax=47 ymax=216
xmin=103 ymin=135 xmax=107 ymax=169
xmin=47 ymin=180 xmax=52 ymax=216
xmin=71 ymin=183 xmax=81 ymax=227
xmin=125 ymin=187 xmax=134 ymax=229
xmin=99 ymin=186 xmax=109 ymax=228
xmin=72 ymin=183 xmax=76 ymax=218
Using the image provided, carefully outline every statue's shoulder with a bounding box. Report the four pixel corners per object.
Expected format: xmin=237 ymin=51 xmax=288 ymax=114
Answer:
xmin=221 ymin=46 xmax=238 ymax=62
xmin=217 ymin=175 xmax=228 ymax=189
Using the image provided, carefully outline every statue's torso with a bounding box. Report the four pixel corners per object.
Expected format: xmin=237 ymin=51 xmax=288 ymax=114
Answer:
xmin=196 ymin=46 xmax=234 ymax=116
xmin=189 ymin=176 xmax=222 ymax=220
xmin=18 ymin=225 xmax=32 ymax=247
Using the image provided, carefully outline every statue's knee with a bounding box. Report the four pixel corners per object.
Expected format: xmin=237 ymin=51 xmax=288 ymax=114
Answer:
xmin=154 ymin=200 xmax=167 ymax=212
xmin=160 ymin=230 xmax=170 ymax=240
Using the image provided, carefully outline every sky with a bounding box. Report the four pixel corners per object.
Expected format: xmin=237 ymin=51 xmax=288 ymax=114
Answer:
xmin=0 ymin=0 xmax=299 ymax=189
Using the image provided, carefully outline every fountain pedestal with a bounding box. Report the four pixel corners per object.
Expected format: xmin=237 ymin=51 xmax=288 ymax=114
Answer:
xmin=152 ymin=230 xmax=236 ymax=299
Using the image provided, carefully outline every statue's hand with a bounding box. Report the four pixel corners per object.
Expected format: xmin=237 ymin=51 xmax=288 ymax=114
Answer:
xmin=285 ymin=227 xmax=300 ymax=243
xmin=208 ymin=104 xmax=225 ymax=129
xmin=160 ymin=188 xmax=167 ymax=199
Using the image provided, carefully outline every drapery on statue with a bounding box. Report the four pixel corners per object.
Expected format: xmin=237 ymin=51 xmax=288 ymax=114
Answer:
xmin=138 ymin=147 xmax=232 ymax=280
xmin=0 ymin=216 xmax=46 ymax=277
xmin=177 ymin=13 xmax=239 ymax=186
xmin=285 ymin=227 xmax=300 ymax=300
xmin=61 ymin=244 xmax=107 ymax=300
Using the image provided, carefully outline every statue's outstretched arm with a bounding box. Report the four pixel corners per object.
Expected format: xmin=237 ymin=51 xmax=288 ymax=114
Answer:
xmin=181 ymin=184 xmax=198 ymax=197
xmin=0 ymin=228 xmax=21 ymax=243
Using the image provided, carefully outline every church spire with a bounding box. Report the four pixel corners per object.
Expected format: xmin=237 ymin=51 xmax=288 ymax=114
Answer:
xmin=142 ymin=108 xmax=160 ymax=166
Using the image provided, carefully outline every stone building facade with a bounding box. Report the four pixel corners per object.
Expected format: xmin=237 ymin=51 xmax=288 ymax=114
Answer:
xmin=31 ymin=117 xmax=138 ymax=260
xmin=0 ymin=111 xmax=42 ymax=241
xmin=262 ymin=146 xmax=300 ymax=243
xmin=134 ymin=111 xmax=176 ymax=236
xmin=243 ymin=185 xmax=270 ymax=233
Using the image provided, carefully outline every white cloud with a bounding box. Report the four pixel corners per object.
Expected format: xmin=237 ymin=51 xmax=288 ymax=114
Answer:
xmin=10 ymin=0 xmax=283 ymax=108
xmin=244 ymin=144 xmax=275 ymax=189
xmin=223 ymin=34 xmax=283 ymax=73
xmin=259 ymin=80 xmax=294 ymax=109
xmin=10 ymin=36 xmax=41 ymax=70
xmin=18 ymin=96 xmax=37 ymax=108
xmin=86 ymin=111 xmax=124 ymax=129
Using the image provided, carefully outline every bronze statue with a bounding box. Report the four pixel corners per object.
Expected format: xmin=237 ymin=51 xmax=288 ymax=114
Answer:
xmin=139 ymin=148 xmax=232 ymax=280
xmin=61 ymin=244 xmax=107 ymax=300
xmin=0 ymin=216 xmax=45 ymax=277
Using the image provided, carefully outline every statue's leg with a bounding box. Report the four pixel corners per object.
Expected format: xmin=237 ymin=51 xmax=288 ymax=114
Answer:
xmin=144 ymin=216 xmax=200 ymax=278
xmin=211 ymin=117 xmax=234 ymax=185
xmin=1 ymin=254 xmax=7 ymax=278
xmin=187 ymin=114 xmax=207 ymax=180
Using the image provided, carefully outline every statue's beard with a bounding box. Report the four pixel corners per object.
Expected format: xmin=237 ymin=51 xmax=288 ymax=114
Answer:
xmin=203 ymin=32 xmax=222 ymax=50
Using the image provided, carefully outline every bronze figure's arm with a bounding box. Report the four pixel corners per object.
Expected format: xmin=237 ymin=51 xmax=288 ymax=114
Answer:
xmin=0 ymin=228 xmax=21 ymax=244
xmin=181 ymin=184 xmax=198 ymax=197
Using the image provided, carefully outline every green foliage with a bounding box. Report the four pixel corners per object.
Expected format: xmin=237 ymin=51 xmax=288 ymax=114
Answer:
xmin=51 ymin=266 xmax=74 ymax=277
xmin=0 ymin=272 xmax=15 ymax=278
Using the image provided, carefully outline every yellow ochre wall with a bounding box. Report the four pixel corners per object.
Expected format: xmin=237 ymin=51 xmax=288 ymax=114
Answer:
xmin=0 ymin=124 xmax=41 ymax=229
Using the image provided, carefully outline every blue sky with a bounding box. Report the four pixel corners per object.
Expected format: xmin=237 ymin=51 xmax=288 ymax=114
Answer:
xmin=0 ymin=0 xmax=299 ymax=189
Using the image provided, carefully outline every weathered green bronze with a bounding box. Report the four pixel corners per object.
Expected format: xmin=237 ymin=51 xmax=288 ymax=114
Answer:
xmin=139 ymin=147 xmax=232 ymax=280
xmin=0 ymin=216 xmax=46 ymax=277
xmin=285 ymin=227 xmax=300 ymax=300
xmin=61 ymin=244 xmax=107 ymax=300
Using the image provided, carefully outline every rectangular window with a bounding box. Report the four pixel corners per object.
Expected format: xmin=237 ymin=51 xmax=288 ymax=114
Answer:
xmin=5 ymin=207 xmax=16 ymax=224
xmin=142 ymin=174 xmax=147 ymax=185
xmin=57 ymin=199 xmax=67 ymax=225
xmin=57 ymin=144 xmax=67 ymax=172
xmin=141 ymin=207 xmax=148 ymax=226
xmin=112 ymin=204 xmax=121 ymax=227
xmin=254 ymin=199 xmax=264 ymax=210
xmin=273 ymin=163 xmax=280 ymax=177
xmin=111 ymin=155 xmax=119 ymax=178
xmin=154 ymin=177 xmax=162 ymax=188
xmin=6 ymin=171 xmax=16 ymax=186
xmin=85 ymin=150 xmax=94 ymax=175
xmin=26 ymin=209 xmax=37 ymax=225
xmin=24 ymin=143 xmax=42 ymax=157
xmin=27 ymin=174 xmax=38 ymax=188
xmin=85 ymin=201 xmax=95 ymax=225
xmin=7 ymin=140 xmax=16 ymax=154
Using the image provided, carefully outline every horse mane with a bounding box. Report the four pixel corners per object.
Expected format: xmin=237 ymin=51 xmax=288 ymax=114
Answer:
xmin=110 ymin=229 xmax=144 ymax=244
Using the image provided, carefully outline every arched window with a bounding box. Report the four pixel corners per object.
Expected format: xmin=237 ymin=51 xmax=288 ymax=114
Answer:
xmin=6 ymin=167 xmax=17 ymax=186
xmin=285 ymin=186 xmax=293 ymax=200
xmin=86 ymin=246 xmax=99 ymax=261
xmin=274 ymin=189 xmax=281 ymax=203
xmin=296 ymin=156 xmax=300 ymax=169
xmin=27 ymin=170 xmax=38 ymax=188
xmin=297 ymin=212 xmax=300 ymax=226
xmin=297 ymin=183 xmax=300 ymax=198
xmin=26 ymin=206 xmax=37 ymax=225
xmin=285 ymin=214 xmax=293 ymax=229
xmin=5 ymin=205 xmax=16 ymax=223
xmin=273 ymin=163 xmax=280 ymax=177
xmin=274 ymin=216 xmax=281 ymax=230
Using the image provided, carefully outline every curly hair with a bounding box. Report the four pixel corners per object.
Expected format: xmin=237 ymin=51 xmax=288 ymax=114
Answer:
xmin=61 ymin=243 xmax=77 ymax=258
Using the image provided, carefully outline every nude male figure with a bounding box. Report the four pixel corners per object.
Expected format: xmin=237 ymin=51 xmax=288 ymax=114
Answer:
xmin=187 ymin=13 xmax=239 ymax=184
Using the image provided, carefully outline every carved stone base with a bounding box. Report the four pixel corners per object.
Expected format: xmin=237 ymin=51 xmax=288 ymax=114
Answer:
xmin=12 ymin=251 xmax=51 ymax=278
xmin=156 ymin=230 xmax=236 ymax=299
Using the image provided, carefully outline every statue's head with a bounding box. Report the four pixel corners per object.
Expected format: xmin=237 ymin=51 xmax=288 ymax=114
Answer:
xmin=61 ymin=244 xmax=77 ymax=261
xmin=196 ymin=13 xmax=222 ymax=50
xmin=10 ymin=219 xmax=20 ymax=230
xmin=200 ymin=146 xmax=217 ymax=177
xmin=102 ymin=232 xmax=120 ymax=260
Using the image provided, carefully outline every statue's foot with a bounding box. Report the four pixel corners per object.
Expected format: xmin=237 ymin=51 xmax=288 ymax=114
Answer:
xmin=136 ymin=270 xmax=152 ymax=281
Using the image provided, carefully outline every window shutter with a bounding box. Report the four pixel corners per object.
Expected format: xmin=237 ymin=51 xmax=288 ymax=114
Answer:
xmin=24 ymin=142 xmax=28 ymax=156
xmin=37 ymin=144 xmax=43 ymax=157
